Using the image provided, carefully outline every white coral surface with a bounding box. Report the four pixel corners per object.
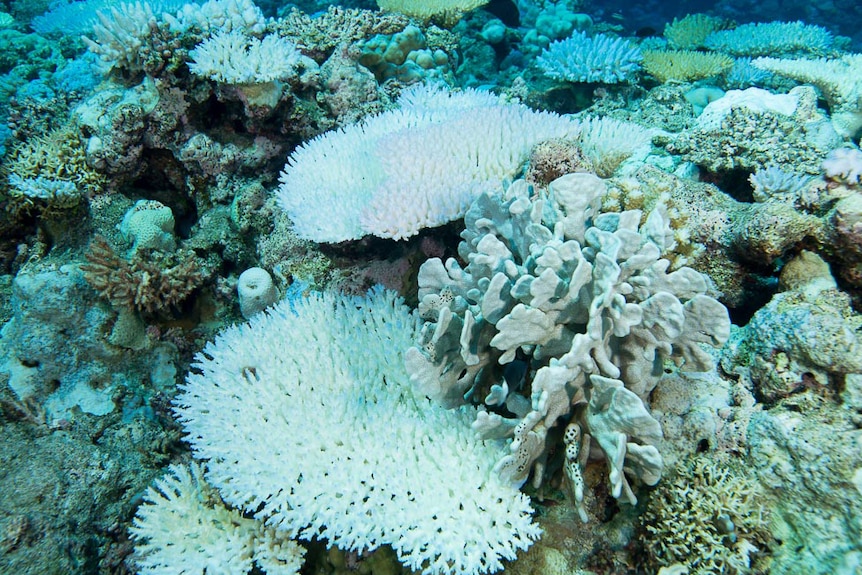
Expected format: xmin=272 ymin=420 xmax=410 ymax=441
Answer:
xmin=174 ymin=288 xmax=540 ymax=575
xmin=131 ymin=463 xmax=305 ymax=575
xmin=277 ymin=84 xmax=580 ymax=242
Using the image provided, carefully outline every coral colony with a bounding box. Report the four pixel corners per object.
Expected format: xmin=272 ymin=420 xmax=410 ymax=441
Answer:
xmin=0 ymin=0 xmax=861 ymax=574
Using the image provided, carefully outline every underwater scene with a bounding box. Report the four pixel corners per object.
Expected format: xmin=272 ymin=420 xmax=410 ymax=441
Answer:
xmin=1 ymin=0 xmax=861 ymax=573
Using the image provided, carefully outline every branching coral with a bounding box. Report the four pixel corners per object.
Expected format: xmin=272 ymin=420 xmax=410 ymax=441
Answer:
xmin=174 ymin=288 xmax=540 ymax=575
xmin=81 ymin=235 xmax=203 ymax=313
xmin=641 ymin=454 xmax=772 ymax=574
xmin=2 ymin=124 xmax=107 ymax=199
xmin=537 ymin=31 xmax=642 ymax=84
xmin=275 ymin=6 xmax=410 ymax=57
xmin=664 ymin=13 xmax=731 ymax=50
xmin=405 ymin=173 xmax=730 ymax=520
xmin=132 ymin=462 xmax=306 ymax=575
xmin=643 ymin=50 xmax=733 ymax=84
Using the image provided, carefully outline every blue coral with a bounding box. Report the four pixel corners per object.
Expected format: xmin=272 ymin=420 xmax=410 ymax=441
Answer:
xmin=536 ymin=31 xmax=642 ymax=84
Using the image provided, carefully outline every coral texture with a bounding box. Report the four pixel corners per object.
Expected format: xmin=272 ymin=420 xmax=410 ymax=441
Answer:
xmin=277 ymin=84 xmax=579 ymax=242
xmin=174 ymin=288 xmax=540 ymax=575
xmin=81 ymin=236 xmax=202 ymax=313
xmin=536 ymin=31 xmax=642 ymax=84
xmin=132 ymin=463 xmax=305 ymax=575
xmin=406 ymin=174 xmax=730 ymax=519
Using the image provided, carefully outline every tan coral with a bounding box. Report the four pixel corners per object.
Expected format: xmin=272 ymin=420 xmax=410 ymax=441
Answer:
xmin=641 ymin=454 xmax=772 ymax=575
xmin=2 ymin=124 xmax=107 ymax=200
xmin=81 ymin=236 xmax=203 ymax=314
xmin=643 ymin=50 xmax=733 ymax=83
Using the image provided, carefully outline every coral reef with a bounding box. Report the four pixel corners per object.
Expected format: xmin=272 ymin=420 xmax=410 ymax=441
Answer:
xmin=2 ymin=1 xmax=861 ymax=573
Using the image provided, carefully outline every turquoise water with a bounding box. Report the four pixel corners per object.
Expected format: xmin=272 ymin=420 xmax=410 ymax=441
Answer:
xmin=0 ymin=1 xmax=860 ymax=574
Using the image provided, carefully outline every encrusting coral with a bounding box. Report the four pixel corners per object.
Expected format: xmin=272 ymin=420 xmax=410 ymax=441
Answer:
xmin=81 ymin=236 xmax=203 ymax=313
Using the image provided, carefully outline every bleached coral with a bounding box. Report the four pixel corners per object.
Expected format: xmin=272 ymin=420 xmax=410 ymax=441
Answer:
xmin=163 ymin=0 xmax=266 ymax=35
xmin=705 ymin=21 xmax=834 ymax=57
xmin=576 ymin=116 xmax=658 ymax=177
xmin=748 ymin=166 xmax=814 ymax=203
xmin=277 ymin=84 xmax=580 ymax=242
xmin=131 ymin=463 xmax=305 ymax=575
xmin=82 ymin=1 xmax=160 ymax=72
xmin=752 ymin=54 xmax=862 ymax=137
xmin=406 ymin=174 xmax=730 ymax=519
xmin=822 ymin=147 xmax=862 ymax=185
xmin=189 ymin=30 xmax=302 ymax=84
xmin=537 ymin=31 xmax=642 ymax=84
xmin=7 ymin=174 xmax=80 ymax=209
xmin=174 ymin=288 xmax=540 ymax=575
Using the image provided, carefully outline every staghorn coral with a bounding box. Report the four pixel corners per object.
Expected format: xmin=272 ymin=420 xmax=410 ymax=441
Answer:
xmin=81 ymin=235 xmax=203 ymax=313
